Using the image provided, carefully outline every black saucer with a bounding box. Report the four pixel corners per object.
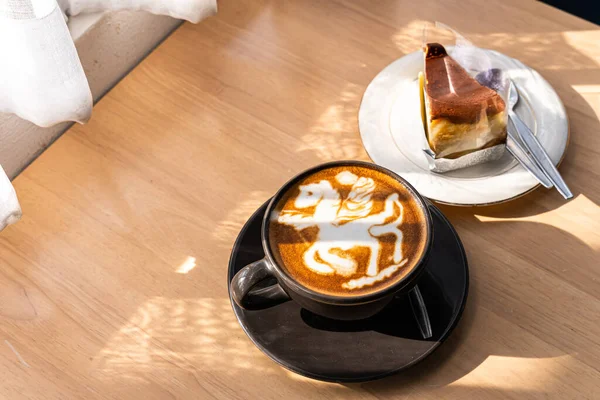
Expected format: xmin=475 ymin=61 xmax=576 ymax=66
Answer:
xmin=228 ymin=201 xmax=469 ymax=383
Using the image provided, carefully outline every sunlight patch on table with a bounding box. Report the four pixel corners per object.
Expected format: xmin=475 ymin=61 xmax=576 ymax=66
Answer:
xmin=571 ymin=85 xmax=600 ymax=118
xmin=284 ymin=370 xmax=356 ymax=391
xmin=300 ymin=83 xmax=368 ymax=161
xmin=212 ymin=190 xmax=271 ymax=245
xmin=391 ymin=20 xmax=451 ymax=54
xmin=175 ymin=256 xmax=196 ymax=274
xmin=450 ymin=354 xmax=574 ymax=392
xmin=401 ymin=30 xmax=600 ymax=72
xmin=571 ymin=84 xmax=600 ymax=94
xmin=474 ymin=195 xmax=600 ymax=250
xmin=94 ymin=297 xmax=278 ymax=381
xmin=562 ymin=30 xmax=600 ymax=67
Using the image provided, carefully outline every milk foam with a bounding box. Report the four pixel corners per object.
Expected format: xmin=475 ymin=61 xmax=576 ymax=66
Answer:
xmin=277 ymin=171 xmax=407 ymax=290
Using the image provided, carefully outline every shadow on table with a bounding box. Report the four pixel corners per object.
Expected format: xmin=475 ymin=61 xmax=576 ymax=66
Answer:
xmin=346 ymin=215 xmax=599 ymax=398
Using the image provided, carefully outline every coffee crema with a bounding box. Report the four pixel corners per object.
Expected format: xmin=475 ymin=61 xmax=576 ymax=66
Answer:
xmin=268 ymin=165 xmax=429 ymax=297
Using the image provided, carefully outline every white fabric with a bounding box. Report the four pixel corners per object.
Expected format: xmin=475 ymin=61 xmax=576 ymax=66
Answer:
xmin=0 ymin=0 xmax=92 ymax=128
xmin=0 ymin=0 xmax=217 ymax=232
xmin=0 ymin=0 xmax=55 ymax=18
xmin=0 ymin=0 xmax=88 ymax=232
xmin=58 ymin=0 xmax=217 ymax=23
xmin=0 ymin=0 xmax=217 ymax=128
xmin=0 ymin=165 xmax=21 ymax=231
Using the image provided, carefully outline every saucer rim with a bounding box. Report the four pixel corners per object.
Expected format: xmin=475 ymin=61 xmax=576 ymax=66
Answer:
xmin=228 ymin=199 xmax=469 ymax=383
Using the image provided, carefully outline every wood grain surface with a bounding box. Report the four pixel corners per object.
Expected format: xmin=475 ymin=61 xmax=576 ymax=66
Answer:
xmin=1 ymin=0 xmax=600 ymax=398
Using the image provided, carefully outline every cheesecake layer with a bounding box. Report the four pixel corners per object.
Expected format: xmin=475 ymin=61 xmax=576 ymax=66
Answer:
xmin=427 ymin=113 xmax=507 ymax=158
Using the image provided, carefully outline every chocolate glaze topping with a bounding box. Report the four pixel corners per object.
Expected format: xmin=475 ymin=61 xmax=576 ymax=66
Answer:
xmin=424 ymin=43 xmax=506 ymax=123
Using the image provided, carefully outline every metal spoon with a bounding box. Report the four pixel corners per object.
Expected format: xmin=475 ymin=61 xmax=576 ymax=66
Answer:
xmin=507 ymin=81 xmax=572 ymax=199
xmin=475 ymin=69 xmax=553 ymax=189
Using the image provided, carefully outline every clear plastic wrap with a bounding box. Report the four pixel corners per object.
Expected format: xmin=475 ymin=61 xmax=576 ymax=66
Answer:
xmin=420 ymin=22 xmax=509 ymax=173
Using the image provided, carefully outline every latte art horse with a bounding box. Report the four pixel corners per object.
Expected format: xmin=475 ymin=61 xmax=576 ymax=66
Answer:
xmin=278 ymin=171 xmax=407 ymax=289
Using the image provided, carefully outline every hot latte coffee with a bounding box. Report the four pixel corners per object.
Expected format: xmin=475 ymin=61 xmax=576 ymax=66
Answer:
xmin=268 ymin=164 xmax=429 ymax=297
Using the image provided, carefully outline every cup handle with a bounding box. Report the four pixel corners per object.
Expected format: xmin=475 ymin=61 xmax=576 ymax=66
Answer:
xmin=231 ymin=258 xmax=290 ymax=309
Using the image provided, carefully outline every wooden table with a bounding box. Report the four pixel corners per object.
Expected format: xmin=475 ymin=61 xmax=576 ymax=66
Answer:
xmin=2 ymin=0 xmax=600 ymax=398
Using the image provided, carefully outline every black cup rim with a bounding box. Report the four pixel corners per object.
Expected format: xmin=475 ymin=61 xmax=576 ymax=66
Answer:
xmin=261 ymin=160 xmax=434 ymax=306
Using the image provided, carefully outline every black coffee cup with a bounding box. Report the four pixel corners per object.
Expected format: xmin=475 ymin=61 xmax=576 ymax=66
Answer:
xmin=230 ymin=161 xmax=433 ymax=321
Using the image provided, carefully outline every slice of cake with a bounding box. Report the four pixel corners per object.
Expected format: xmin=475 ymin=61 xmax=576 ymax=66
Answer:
xmin=423 ymin=43 xmax=507 ymax=159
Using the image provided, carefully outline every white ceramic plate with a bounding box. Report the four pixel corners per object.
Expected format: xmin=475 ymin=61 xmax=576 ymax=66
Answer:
xmin=358 ymin=49 xmax=569 ymax=206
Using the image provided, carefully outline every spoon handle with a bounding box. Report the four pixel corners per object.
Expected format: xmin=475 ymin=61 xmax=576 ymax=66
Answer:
xmin=509 ymin=109 xmax=572 ymax=199
xmin=506 ymin=124 xmax=553 ymax=189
